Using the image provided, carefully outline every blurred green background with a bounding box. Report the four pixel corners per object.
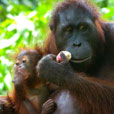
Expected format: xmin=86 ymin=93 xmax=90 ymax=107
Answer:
xmin=0 ymin=0 xmax=114 ymax=95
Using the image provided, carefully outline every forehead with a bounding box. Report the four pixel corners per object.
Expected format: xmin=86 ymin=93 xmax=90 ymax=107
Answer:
xmin=17 ymin=51 xmax=28 ymax=59
xmin=58 ymin=7 xmax=92 ymax=26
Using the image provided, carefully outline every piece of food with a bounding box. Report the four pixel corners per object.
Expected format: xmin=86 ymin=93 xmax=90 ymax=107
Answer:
xmin=56 ymin=51 xmax=71 ymax=62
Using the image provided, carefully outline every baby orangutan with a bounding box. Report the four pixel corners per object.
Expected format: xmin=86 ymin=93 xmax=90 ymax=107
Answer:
xmin=11 ymin=50 xmax=55 ymax=114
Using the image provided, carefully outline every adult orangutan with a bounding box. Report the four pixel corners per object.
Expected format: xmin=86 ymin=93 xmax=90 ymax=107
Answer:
xmin=37 ymin=0 xmax=114 ymax=114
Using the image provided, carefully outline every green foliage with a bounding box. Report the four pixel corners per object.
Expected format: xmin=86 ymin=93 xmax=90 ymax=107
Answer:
xmin=0 ymin=0 xmax=114 ymax=95
xmin=93 ymin=0 xmax=114 ymax=21
xmin=101 ymin=7 xmax=114 ymax=20
xmin=0 ymin=0 xmax=61 ymax=95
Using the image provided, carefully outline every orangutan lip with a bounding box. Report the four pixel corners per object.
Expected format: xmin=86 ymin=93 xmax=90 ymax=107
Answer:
xmin=70 ymin=56 xmax=91 ymax=63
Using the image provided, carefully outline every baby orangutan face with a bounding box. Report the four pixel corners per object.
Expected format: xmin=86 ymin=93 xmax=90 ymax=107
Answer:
xmin=14 ymin=50 xmax=41 ymax=81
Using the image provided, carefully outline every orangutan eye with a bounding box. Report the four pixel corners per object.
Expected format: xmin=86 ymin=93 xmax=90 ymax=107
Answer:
xmin=65 ymin=26 xmax=73 ymax=33
xmin=22 ymin=59 xmax=26 ymax=63
xmin=79 ymin=24 xmax=89 ymax=32
xmin=16 ymin=61 xmax=20 ymax=65
xmin=22 ymin=56 xmax=29 ymax=63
